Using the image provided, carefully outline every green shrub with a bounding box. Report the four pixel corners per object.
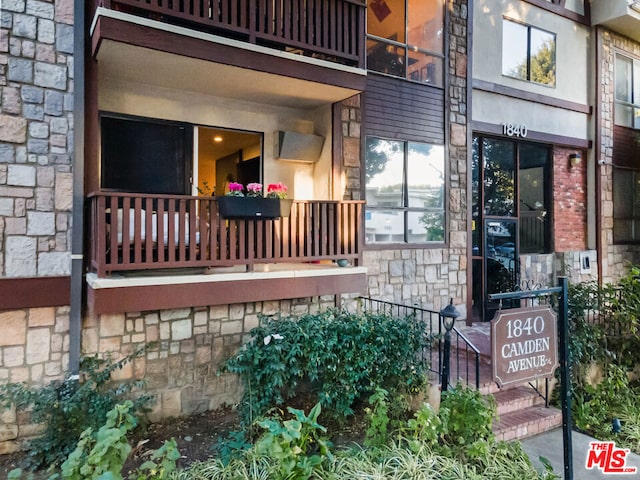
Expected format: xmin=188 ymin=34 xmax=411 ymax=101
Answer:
xmin=363 ymin=387 xmax=391 ymax=449
xmin=222 ymin=310 xmax=429 ymax=423
xmin=0 ymin=349 xmax=153 ymax=470
xmin=253 ymin=402 xmax=332 ymax=480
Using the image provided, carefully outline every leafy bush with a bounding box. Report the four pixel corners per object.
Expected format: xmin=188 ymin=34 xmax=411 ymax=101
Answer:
xmin=254 ymin=402 xmax=332 ymax=480
xmin=567 ymin=270 xmax=640 ymax=455
xmin=222 ymin=310 xmax=429 ymax=423
xmin=9 ymin=401 xmax=179 ymax=480
xmin=0 ymin=349 xmax=152 ymax=470
xmin=363 ymin=387 xmax=391 ymax=448
xmin=62 ymin=401 xmax=180 ymax=480
xmin=438 ymin=384 xmax=496 ymax=457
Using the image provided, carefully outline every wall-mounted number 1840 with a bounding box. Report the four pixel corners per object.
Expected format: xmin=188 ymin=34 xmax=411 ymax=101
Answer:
xmin=502 ymin=123 xmax=528 ymax=138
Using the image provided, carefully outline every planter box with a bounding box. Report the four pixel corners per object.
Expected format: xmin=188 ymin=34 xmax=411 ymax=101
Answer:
xmin=216 ymin=197 xmax=292 ymax=219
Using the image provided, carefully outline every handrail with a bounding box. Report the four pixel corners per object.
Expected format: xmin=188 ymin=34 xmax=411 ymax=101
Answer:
xmin=88 ymin=192 xmax=364 ymax=276
xmin=95 ymin=0 xmax=365 ymax=67
xmin=358 ymin=297 xmax=482 ymax=390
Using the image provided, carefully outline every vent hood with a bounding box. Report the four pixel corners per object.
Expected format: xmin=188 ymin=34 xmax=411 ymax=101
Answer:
xmin=276 ymin=131 xmax=325 ymax=163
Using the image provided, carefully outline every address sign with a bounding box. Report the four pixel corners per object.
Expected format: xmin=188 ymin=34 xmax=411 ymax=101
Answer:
xmin=491 ymin=306 xmax=559 ymax=388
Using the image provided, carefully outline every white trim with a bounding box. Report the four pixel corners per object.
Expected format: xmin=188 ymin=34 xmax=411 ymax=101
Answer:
xmin=91 ymin=7 xmax=366 ymax=77
xmin=86 ymin=266 xmax=367 ymax=289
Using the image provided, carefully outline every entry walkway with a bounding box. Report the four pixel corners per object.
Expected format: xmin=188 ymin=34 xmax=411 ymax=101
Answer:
xmin=521 ymin=428 xmax=640 ymax=479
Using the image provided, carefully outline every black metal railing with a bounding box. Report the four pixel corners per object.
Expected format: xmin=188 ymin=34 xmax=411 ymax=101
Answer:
xmin=358 ymin=297 xmax=481 ymax=390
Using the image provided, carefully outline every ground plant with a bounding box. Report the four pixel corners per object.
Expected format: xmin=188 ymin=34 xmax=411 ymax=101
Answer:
xmin=175 ymin=384 xmax=557 ymax=480
xmin=567 ymin=268 xmax=640 ymax=455
xmin=9 ymin=402 xmax=179 ymax=480
xmin=0 ymin=349 xmax=152 ymax=470
xmin=221 ymin=309 xmax=430 ymax=424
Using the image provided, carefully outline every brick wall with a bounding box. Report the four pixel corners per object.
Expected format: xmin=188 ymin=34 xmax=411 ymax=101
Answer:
xmin=553 ymin=146 xmax=587 ymax=252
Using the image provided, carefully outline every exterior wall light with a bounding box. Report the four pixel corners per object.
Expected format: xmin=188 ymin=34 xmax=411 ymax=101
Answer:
xmin=569 ymin=153 xmax=581 ymax=168
xmin=439 ymin=298 xmax=461 ymax=393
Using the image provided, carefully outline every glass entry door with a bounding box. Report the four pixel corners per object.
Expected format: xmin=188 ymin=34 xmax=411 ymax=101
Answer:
xmin=471 ymin=135 xmax=550 ymax=322
xmin=483 ymin=219 xmax=518 ymax=321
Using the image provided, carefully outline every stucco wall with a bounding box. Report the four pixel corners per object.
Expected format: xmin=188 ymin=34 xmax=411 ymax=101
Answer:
xmin=472 ymin=0 xmax=591 ymax=141
xmin=99 ymin=79 xmax=334 ymax=201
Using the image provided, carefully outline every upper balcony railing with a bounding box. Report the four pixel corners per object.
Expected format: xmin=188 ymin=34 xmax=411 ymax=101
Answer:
xmin=95 ymin=0 xmax=366 ymax=68
xmin=88 ymin=192 xmax=364 ymax=277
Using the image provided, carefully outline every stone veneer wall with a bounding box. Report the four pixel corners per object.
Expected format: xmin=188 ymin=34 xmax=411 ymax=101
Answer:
xmin=0 ymin=0 xmax=74 ymax=277
xmin=599 ymin=30 xmax=640 ymax=283
xmin=0 ymin=306 xmax=70 ymax=453
xmin=81 ymin=297 xmax=336 ymax=421
xmin=0 ymin=296 xmax=337 ymax=453
xmin=0 ymin=0 xmax=74 ymax=454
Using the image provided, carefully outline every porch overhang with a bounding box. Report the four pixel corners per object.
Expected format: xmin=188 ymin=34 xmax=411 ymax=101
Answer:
xmin=91 ymin=8 xmax=366 ymax=109
xmin=86 ymin=266 xmax=367 ymax=315
xmin=591 ymin=0 xmax=640 ymax=42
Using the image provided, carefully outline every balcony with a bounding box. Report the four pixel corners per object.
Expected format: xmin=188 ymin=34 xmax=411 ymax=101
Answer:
xmin=591 ymin=0 xmax=640 ymax=42
xmin=94 ymin=0 xmax=366 ymax=68
xmin=86 ymin=192 xmax=366 ymax=313
xmin=89 ymin=192 xmax=364 ymax=276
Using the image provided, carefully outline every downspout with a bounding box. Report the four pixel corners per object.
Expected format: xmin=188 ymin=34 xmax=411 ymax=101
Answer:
xmin=69 ymin=0 xmax=86 ymax=376
xmin=594 ymin=27 xmax=603 ymax=285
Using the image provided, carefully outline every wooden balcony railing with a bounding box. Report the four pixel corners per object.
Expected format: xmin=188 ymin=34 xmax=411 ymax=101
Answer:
xmin=88 ymin=192 xmax=364 ymax=277
xmin=96 ymin=0 xmax=366 ymax=67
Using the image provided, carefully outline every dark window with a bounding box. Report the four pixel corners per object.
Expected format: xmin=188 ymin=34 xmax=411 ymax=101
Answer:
xmin=367 ymin=0 xmax=444 ymax=86
xmin=365 ymin=137 xmax=445 ymax=244
xmin=101 ymin=115 xmax=192 ymax=194
xmin=472 ymin=135 xmax=551 ymax=255
xmin=613 ymin=167 xmax=640 ymax=243
xmin=502 ymin=19 xmax=556 ymax=87
xmin=615 ymin=54 xmax=640 ymax=129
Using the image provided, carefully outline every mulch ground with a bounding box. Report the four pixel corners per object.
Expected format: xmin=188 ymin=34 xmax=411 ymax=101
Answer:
xmin=0 ymin=400 xmax=369 ymax=478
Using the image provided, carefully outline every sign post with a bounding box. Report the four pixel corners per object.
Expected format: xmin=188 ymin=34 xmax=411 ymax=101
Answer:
xmin=488 ymin=277 xmax=572 ymax=480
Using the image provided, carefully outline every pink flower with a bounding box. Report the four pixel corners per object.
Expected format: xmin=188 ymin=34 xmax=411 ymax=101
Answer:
xmin=246 ymin=183 xmax=263 ymax=197
xmin=266 ymin=182 xmax=288 ymax=199
xmin=226 ymin=182 xmax=244 ymax=197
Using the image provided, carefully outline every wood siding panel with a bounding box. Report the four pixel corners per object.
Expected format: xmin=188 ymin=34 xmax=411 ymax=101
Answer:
xmin=0 ymin=277 xmax=71 ymax=311
xmin=613 ymin=125 xmax=640 ymax=168
xmin=364 ymin=75 xmax=445 ymax=144
xmin=88 ymin=272 xmax=367 ymax=315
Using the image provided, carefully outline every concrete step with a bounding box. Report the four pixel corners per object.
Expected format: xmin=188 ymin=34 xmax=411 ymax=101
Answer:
xmin=493 ymin=404 xmax=563 ymax=441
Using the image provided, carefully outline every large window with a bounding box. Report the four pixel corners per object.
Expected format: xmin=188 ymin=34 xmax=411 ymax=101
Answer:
xmin=501 ymin=19 xmax=556 ymax=87
xmin=365 ymin=137 xmax=445 ymax=244
xmin=615 ymin=54 xmax=640 ymax=129
xmin=367 ymin=0 xmax=444 ymax=86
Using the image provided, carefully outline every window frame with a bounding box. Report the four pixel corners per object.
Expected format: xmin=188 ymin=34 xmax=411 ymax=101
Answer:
xmin=100 ymin=112 xmax=193 ymax=195
xmin=501 ymin=18 xmax=556 ymax=88
xmin=471 ymin=134 xmax=552 ymax=256
xmin=364 ymin=136 xmax=446 ymax=246
xmin=366 ymin=0 xmax=445 ymax=86
xmin=613 ymin=165 xmax=640 ymax=244
xmin=614 ymin=53 xmax=640 ymax=130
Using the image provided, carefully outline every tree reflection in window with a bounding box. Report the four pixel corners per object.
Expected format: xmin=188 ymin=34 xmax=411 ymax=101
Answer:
xmin=502 ymin=19 xmax=556 ymax=87
xmin=365 ymin=137 xmax=445 ymax=243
